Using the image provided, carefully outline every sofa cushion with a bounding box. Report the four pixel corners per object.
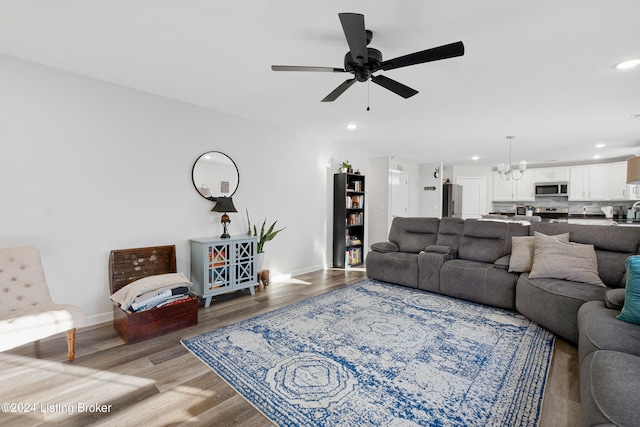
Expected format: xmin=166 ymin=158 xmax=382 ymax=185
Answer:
xmin=435 ymin=217 xmax=465 ymax=248
xmin=508 ymin=232 xmax=570 ymax=273
xmin=618 ymin=256 xmax=640 ymax=325
xmin=388 ymin=217 xmax=440 ymax=253
xmin=529 ymin=232 xmax=604 ymax=286
xmin=581 ymin=350 xmax=640 ymax=427
xmin=0 ymin=301 xmax=85 ymax=352
xmin=366 ymin=251 xmax=419 ymax=289
xmin=578 ymin=301 xmax=640 ymax=361
xmin=440 ymin=259 xmax=519 ymax=310
xmin=457 ymin=219 xmax=529 ymax=263
xmin=516 ymin=273 xmax=608 ymax=344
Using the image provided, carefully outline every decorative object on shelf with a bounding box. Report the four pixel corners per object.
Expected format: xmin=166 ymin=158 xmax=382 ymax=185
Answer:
xmin=211 ymin=196 xmax=237 ymax=239
xmin=192 ymin=151 xmax=239 ymax=201
xmin=627 ymin=156 xmax=640 ymax=184
xmin=497 ymin=136 xmax=527 ymax=181
xmin=340 ymin=160 xmax=352 ymax=173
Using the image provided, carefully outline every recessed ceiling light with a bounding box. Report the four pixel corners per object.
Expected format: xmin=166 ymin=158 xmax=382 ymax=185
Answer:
xmin=593 ymin=155 xmax=602 ymax=159
xmin=471 ymin=155 xmax=479 ymax=161
xmin=615 ymin=59 xmax=640 ymax=70
xmin=594 ymin=143 xmax=606 ymax=148
xmin=346 ymin=123 xmax=358 ymax=130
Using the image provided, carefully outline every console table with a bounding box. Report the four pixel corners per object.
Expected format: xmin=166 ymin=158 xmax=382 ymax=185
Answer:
xmin=190 ymin=236 xmax=258 ymax=307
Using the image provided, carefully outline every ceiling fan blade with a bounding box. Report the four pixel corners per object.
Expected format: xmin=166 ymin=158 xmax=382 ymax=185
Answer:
xmin=338 ymin=13 xmax=368 ymax=66
xmin=371 ymin=75 xmax=418 ymax=99
xmin=321 ymin=78 xmax=357 ymax=102
xmin=380 ymin=41 xmax=465 ymax=71
xmin=271 ymin=65 xmax=347 ymax=73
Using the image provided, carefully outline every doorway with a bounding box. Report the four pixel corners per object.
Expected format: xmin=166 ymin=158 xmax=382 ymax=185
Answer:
xmin=456 ymin=176 xmax=487 ymax=219
xmin=389 ymin=170 xmax=409 ymax=229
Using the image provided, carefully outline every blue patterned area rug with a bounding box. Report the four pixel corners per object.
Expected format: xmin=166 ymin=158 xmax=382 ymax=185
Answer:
xmin=182 ymin=280 xmax=554 ymax=426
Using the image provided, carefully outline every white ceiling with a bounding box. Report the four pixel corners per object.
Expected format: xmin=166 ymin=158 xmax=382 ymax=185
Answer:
xmin=1 ymin=0 xmax=639 ymax=167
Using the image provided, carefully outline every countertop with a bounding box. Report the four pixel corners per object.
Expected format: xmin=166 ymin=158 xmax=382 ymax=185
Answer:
xmin=489 ymin=212 xmax=640 ymax=226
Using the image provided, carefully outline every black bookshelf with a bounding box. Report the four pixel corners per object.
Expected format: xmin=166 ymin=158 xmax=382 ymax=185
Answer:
xmin=333 ymin=173 xmax=365 ymax=268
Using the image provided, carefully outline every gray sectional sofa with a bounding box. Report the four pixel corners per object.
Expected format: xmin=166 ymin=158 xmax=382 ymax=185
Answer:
xmin=366 ymin=216 xmax=640 ymax=426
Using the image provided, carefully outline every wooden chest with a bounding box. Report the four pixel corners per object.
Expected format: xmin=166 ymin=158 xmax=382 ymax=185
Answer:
xmin=109 ymin=245 xmax=198 ymax=344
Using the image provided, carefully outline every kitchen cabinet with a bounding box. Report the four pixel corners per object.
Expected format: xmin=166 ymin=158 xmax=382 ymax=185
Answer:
xmin=609 ymin=161 xmax=640 ymax=200
xmin=492 ymin=171 xmax=535 ymax=201
xmin=569 ymin=165 xmax=608 ymax=201
xmin=493 ymin=172 xmax=515 ymax=201
xmin=533 ymin=167 xmax=569 ymax=183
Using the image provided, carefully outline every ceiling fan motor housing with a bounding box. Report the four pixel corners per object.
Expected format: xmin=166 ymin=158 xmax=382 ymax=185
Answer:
xmin=344 ymin=48 xmax=382 ymax=82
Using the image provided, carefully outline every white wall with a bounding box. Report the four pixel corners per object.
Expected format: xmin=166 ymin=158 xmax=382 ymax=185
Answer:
xmin=367 ymin=157 xmax=390 ymax=246
xmin=366 ymin=156 xmax=423 ymax=246
xmin=418 ymin=162 xmax=443 ymax=217
xmin=0 ymin=55 xmax=368 ymax=325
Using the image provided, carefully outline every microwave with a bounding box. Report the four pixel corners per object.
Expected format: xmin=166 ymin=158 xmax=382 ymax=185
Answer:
xmin=535 ymin=182 xmax=568 ymax=196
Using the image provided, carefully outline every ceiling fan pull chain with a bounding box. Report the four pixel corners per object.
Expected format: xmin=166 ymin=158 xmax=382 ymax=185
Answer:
xmin=367 ymin=80 xmax=371 ymax=111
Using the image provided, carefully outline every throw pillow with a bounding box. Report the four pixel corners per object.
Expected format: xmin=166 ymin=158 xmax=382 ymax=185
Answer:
xmin=618 ymin=256 xmax=640 ymax=324
xmin=528 ymin=232 xmax=605 ymax=286
xmin=508 ymin=232 xmax=570 ymax=273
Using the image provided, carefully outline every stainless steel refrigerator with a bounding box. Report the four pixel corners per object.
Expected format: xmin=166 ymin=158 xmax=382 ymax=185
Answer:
xmin=442 ymin=183 xmax=463 ymax=217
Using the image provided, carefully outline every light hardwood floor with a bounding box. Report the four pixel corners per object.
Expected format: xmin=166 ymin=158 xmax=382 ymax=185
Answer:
xmin=0 ymin=269 xmax=580 ymax=426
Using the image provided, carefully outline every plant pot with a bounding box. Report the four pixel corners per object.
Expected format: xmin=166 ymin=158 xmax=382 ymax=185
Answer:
xmin=256 ymin=252 xmax=265 ymax=273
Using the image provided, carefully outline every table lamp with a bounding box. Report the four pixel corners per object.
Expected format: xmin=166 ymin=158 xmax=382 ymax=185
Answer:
xmin=211 ymin=196 xmax=237 ymax=238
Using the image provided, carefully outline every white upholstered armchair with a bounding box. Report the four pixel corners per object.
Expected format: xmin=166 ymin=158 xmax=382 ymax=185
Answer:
xmin=0 ymin=246 xmax=85 ymax=361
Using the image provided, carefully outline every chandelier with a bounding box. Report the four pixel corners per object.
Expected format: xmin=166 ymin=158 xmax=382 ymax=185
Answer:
xmin=496 ymin=136 xmax=527 ymax=181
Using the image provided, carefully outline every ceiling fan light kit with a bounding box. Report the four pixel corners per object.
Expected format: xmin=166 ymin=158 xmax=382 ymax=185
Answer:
xmin=271 ymin=13 xmax=465 ymax=102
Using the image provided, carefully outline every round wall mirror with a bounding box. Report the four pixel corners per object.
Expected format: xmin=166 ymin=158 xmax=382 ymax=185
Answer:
xmin=192 ymin=151 xmax=239 ymax=200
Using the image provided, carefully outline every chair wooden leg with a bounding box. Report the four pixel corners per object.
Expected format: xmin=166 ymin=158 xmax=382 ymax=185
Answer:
xmin=66 ymin=328 xmax=76 ymax=362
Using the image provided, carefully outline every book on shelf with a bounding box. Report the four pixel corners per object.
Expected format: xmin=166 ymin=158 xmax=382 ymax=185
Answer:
xmin=346 ymin=212 xmax=363 ymax=226
xmin=347 ymin=181 xmax=363 ymax=192
xmin=345 ymin=247 xmax=362 ymax=266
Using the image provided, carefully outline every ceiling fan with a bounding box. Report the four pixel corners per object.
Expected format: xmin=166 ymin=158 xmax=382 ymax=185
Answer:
xmin=271 ymin=13 xmax=465 ymax=102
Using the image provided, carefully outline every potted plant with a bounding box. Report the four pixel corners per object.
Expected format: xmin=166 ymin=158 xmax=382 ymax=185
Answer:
xmin=340 ymin=161 xmax=351 ymax=173
xmin=246 ymin=210 xmax=286 ymax=285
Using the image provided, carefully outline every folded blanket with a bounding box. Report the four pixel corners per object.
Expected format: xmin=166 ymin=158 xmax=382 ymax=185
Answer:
xmin=110 ymin=273 xmax=191 ymax=310
xmin=130 ymin=286 xmax=190 ymax=312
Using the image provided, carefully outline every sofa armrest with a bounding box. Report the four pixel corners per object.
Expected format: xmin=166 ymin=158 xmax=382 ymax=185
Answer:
xmin=494 ymin=255 xmax=511 ymax=270
xmin=425 ymin=245 xmax=457 ymax=256
xmin=371 ymin=242 xmax=400 ymax=253
xmin=605 ymin=288 xmax=626 ymax=311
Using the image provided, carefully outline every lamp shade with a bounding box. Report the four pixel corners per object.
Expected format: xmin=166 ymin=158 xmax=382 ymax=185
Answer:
xmin=211 ymin=196 xmax=238 ymax=213
xmin=627 ymin=157 xmax=640 ymax=184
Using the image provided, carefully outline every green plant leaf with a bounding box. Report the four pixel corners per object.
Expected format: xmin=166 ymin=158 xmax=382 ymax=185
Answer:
xmin=245 ymin=212 xmax=285 ymax=253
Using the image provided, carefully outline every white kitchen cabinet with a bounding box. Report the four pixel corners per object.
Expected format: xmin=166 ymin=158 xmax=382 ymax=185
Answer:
xmin=533 ymin=167 xmax=569 ymax=183
xmin=493 ymin=172 xmax=515 ymax=201
xmin=515 ymin=171 xmax=535 ymax=201
xmin=492 ymin=171 xmax=535 ymax=201
xmin=569 ymin=165 xmax=608 ymax=201
xmin=609 ymin=161 xmax=640 ymax=200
